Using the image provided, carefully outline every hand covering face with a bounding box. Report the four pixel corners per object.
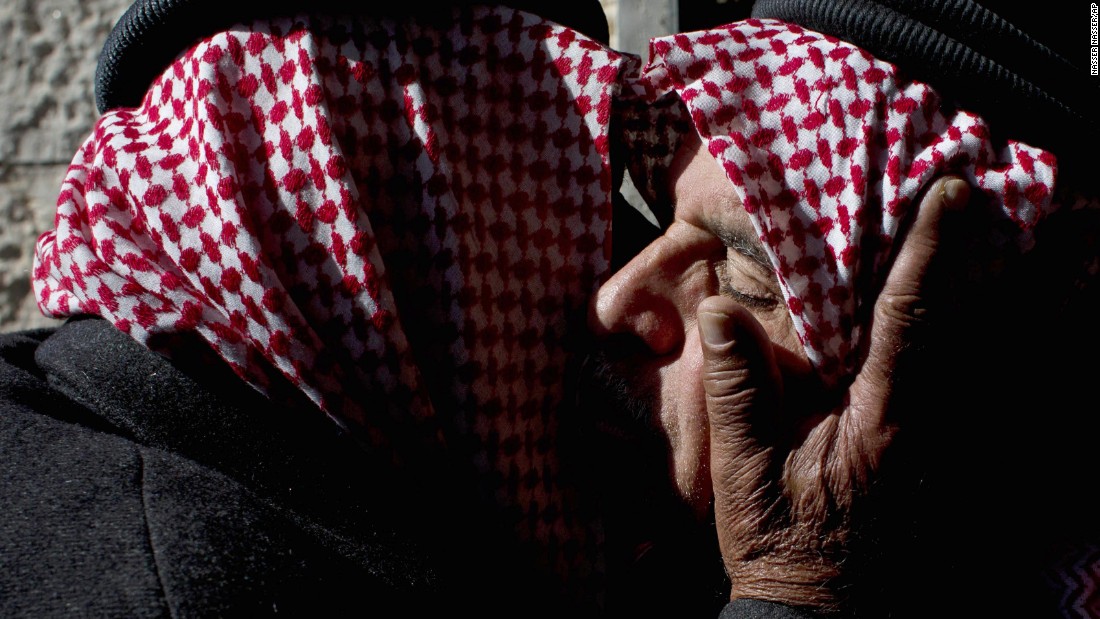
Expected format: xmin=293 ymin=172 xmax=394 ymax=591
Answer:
xmin=30 ymin=6 xmax=1091 ymax=605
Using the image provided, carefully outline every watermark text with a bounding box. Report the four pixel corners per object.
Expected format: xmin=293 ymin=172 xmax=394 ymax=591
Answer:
xmin=1092 ymin=3 xmax=1098 ymax=75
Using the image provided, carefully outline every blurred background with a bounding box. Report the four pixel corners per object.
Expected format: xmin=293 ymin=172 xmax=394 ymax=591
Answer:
xmin=0 ymin=0 xmax=752 ymax=332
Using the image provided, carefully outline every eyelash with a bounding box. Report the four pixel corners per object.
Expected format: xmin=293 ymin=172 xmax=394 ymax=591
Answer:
xmin=713 ymin=260 xmax=779 ymax=311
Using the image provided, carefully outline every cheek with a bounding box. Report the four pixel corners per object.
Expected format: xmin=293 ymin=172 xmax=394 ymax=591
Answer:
xmin=760 ymin=309 xmax=809 ymax=367
xmin=655 ymin=307 xmax=809 ymax=514
xmin=657 ymin=328 xmax=713 ymax=515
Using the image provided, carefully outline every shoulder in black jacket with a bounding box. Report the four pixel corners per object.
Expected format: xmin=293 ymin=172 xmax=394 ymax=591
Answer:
xmin=1 ymin=318 xmax=823 ymax=618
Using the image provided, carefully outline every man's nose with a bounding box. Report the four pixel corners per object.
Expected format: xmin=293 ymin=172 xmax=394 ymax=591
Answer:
xmin=590 ymin=238 xmax=688 ymax=357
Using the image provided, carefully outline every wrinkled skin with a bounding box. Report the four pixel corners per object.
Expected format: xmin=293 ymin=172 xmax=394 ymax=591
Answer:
xmin=588 ymin=131 xmax=968 ymax=610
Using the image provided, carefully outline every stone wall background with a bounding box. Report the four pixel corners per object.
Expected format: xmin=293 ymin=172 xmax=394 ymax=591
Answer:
xmin=0 ymin=0 xmax=650 ymax=332
xmin=0 ymin=0 xmax=132 ymax=331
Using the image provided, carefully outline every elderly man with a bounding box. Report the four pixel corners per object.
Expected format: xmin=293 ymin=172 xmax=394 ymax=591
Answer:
xmin=582 ymin=1 xmax=1100 ymax=617
xmin=583 ymin=142 xmax=970 ymax=618
xmin=1 ymin=1 xmax=1095 ymax=618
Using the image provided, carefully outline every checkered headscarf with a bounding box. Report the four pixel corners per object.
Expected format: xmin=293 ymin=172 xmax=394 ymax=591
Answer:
xmin=619 ymin=18 xmax=1061 ymax=382
xmin=34 ymin=6 xmax=625 ymax=595
xmin=30 ymin=7 xmax=1085 ymax=602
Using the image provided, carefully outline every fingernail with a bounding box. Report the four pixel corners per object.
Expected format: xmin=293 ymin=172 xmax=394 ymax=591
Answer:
xmin=943 ymin=179 xmax=969 ymax=210
xmin=699 ymin=311 xmax=732 ymax=346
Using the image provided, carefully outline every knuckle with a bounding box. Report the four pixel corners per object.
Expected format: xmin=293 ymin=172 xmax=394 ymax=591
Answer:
xmin=874 ymin=291 xmax=928 ymax=330
xmin=711 ymin=391 xmax=759 ymax=419
xmin=704 ymin=364 xmax=753 ymax=395
xmin=704 ymin=365 xmax=758 ymax=410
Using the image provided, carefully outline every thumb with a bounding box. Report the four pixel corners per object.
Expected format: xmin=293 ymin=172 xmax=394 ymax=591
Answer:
xmin=698 ymin=296 xmax=782 ymax=496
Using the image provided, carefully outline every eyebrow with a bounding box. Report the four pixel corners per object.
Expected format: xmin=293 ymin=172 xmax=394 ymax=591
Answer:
xmin=712 ymin=222 xmax=776 ymax=279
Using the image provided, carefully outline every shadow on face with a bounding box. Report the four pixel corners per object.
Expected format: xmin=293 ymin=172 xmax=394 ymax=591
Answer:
xmin=586 ymin=130 xmax=811 ymax=513
xmin=574 ymin=123 xmax=1100 ymax=616
xmin=568 ymin=130 xmax=822 ymax=615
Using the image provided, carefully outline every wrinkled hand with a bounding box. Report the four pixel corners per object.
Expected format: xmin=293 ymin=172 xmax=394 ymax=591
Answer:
xmin=696 ymin=177 xmax=970 ymax=610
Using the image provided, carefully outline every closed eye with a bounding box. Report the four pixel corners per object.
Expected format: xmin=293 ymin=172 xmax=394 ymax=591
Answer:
xmin=713 ymin=259 xmax=780 ymax=311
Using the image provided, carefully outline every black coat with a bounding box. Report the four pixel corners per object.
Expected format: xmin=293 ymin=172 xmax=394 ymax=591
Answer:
xmin=0 ymin=318 xmax=558 ymax=616
xmin=0 ymin=318 xmax=814 ymax=618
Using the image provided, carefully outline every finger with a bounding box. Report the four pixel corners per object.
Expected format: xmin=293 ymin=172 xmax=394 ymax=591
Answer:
xmin=698 ymin=295 xmax=783 ymax=503
xmin=850 ymin=176 xmax=969 ymax=427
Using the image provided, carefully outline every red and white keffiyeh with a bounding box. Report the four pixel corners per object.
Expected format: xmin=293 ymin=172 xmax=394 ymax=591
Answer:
xmin=621 ymin=18 xmax=1059 ymax=382
xmin=615 ymin=21 xmax=1096 ymax=612
xmin=33 ymin=6 xmax=624 ymax=590
xmin=29 ymin=5 xmax=1079 ymax=599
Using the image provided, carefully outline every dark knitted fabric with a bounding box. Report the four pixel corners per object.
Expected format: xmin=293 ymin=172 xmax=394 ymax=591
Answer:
xmin=751 ymin=0 xmax=1100 ymax=187
xmin=94 ymin=0 xmax=610 ymax=113
xmin=721 ymin=599 xmax=829 ymax=619
xmin=0 ymin=319 xmax=833 ymax=617
xmin=0 ymin=319 xmax=577 ymax=617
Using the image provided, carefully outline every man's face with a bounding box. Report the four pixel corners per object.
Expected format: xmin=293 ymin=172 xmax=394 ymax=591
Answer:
xmin=588 ymin=131 xmax=812 ymax=514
